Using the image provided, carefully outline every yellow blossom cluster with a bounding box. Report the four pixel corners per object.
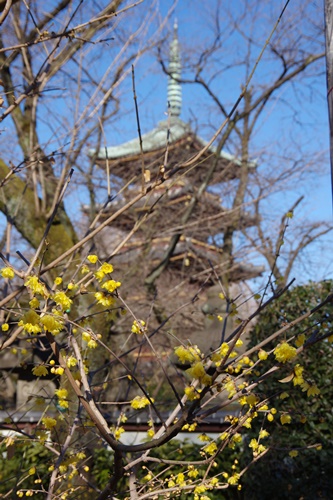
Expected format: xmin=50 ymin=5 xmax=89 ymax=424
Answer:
xmin=19 ymin=310 xmax=64 ymax=335
xmin=184 ymin=386 xmax=200 ymax=401
xmin=1 ymin=267 xmax=15 ymax=279
xmin=274 ymin=342 xmax=297 ymax=363
xmin=94 ymin=262 xmax=114 ymax=281
xmin=111 ymin=426 xmax=125 ymax=440
xmin=55 ymin=388 xmax=69 ymax=409
xmin=258 ymin=349 xmax=268 ymax=360
xmin=301 ymin=381 xmax=320 ymax=397
xmin=102 ymin=279 xmax=121 ymax=293
xmin=186 ymin=361 xmax=212 ymax=386
xmin=53 ymin=291 xmax=73 ymax=311
xmin=182 ymin=422 xmax=197 ymax=431
xmin=202 ymin=441 xmax=217 ymax=455
xmin=174 ymin=344 xmax=201 ymax=364
xmin=42 ymin=416 xmax=57 ymax=429
xmin=131 ymin=319 xmax=146 ymax=335
xmin=82 ymin=331 xmax=98 ymax=349
xmin=94 ymin=291 xmax=115 ymax=307
xmin=130 ymin=395 xmax=154 ymax=409
xmin=25 ymin=275 xmax=49 ymax=297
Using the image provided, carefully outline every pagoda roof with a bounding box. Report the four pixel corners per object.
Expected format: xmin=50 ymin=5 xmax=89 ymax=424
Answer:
xmin=90 ymin=116 xmax=255 ymax=169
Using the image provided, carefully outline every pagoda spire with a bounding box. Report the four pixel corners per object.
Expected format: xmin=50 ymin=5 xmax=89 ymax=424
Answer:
xmin=167 ymin=20 xmax=182 ymax=117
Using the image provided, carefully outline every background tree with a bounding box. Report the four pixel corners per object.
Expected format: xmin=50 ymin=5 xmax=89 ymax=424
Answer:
xmin=242 ymin=280 xmax=333 ymax=499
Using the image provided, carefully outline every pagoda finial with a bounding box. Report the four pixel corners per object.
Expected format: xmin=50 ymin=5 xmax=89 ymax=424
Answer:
xmin=167 ymin=19 xmax=182 ymax=117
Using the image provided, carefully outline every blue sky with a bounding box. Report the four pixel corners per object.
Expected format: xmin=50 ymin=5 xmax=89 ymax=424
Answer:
xmin=1 ymin=0 xmax=331 ymax=283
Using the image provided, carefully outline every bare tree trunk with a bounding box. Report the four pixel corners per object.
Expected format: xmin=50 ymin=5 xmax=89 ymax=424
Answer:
xmin=325 ymin=0 xmax=333 ymax=209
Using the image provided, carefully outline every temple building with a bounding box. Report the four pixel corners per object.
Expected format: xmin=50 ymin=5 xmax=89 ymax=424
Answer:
xmin=90 ymin=22 xmax=262 ymax=291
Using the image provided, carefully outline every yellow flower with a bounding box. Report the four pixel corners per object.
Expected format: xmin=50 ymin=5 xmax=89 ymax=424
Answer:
xmin=231 ymin=433 xmax=242 ymax=445
xmin=32 ymin=365 xmax=48 ymax=377
xmin=305 ymin=384 xmax=320 ymax=397
xmin=293 ymin=364 xmax=304 ymax=386
xmin=267 ymin=413 xmax=274 ymax=422
xmin=235 ymin=339 xmax=243 ymax=347
xmin=25 ymin=275 xmax=48 ymax=297
xmin=243 ymin=417 xmax=252 ymax=428
xmin=274 ymin=342 xmax=297 ymax=363
xmin=87 ymin=338 xmax=97 ymax=349
xmin=176 ymin=472 xmax=185 ymax=485
xmin=184 ymin=386 xmax=200 ymax=400
xmin=220 ymin=342 xmax=230 ymax=357
xmin=203 ymin=442 xmax=217 ymax=455
xmin=280 ymin=392 xmax=289 ymax=399
xmin=99 ymin=262 xmax=114 ymax=274
xmin=259 ymin=429 xmax=270 ymax=439
xmin=53 ymin=291 xmax=72 ymax=311
xmin=246 ymin=394 xmax=258 ymax=407
xmin=289 ymin=450 xmax=298 ymax=457
xmin=58 ymin=399 xmax=69 ymax=409
xmin=55 ymin=388 xmax=68 ymax=399
xmin=295 ymin=334 xmax=306 ymax=347
xmin=42 ymin=416 xmax=57 ymax=429
xmin=188 ymin=465 xmax=199 ymax=478
xmin=54 ymin=277 xmax=63 ymax=286
xmin=225 ymin=379 xmax=236 ymax=398
xmin=112 ymin=426 xmax=125 ymax=440
xmin=257 ymin=444 xmax=267 ymax=455
xmin=198 ymin=433 xmax=210 ymax=442
xmin=18 ymin=310 xmax=42 ymax=334
xmin=194 ymin=484 xmax=207 ymax=494
xmin=249 ymin=438 xmax=258 ymax=450
xmin=94 ymin=292 xmax=115 ymax=307
xmin=29 ymin=297 xmax=40 ymax=309
xmin=130 ymin=395 xmax=153 ymax=409
xmin=131 ymin=319 xmax=146 ymax=335
xmin=186 ymin=361 xmax=205 ymax=380
xmin=280 ymin=414 xmax=292 ymax=425
xmin=258 ymin=349 xmax=268 ymax=360
xmin=41 ymin=315 xmax=63 ymax=335
xmin=1 ymin=323 xmax=9 ymax=331
xmin=147 ymin=428 xmax=155 ymax=438
xmin=228 ymin=473 xmax=240 ymax=485
xmin=174 ymin=345 xmax=200 ymax=364
xmin=66 ymin=356 xmax=78 ymax=368
xmin=87 ymin=254 xmax=98 ymax=264
xmin=1 ymin=267 xmax=14 ymax=279
xmin=101 ymin=279 xmax=121 ymax=293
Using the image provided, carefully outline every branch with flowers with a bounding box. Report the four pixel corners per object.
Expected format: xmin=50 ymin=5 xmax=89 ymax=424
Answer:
xmin=0 ymin=245 xmax=332 ymax=499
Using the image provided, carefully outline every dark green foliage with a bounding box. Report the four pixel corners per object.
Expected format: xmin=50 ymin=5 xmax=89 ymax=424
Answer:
xmin=0 ymin=438 xmax=52 ymax=497
xmin=241 ymin=281 xmax=333 ymax=499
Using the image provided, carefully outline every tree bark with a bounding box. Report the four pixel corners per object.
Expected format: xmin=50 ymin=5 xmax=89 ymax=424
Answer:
xmin=325 ymin=0 xmax=333 ymax=209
